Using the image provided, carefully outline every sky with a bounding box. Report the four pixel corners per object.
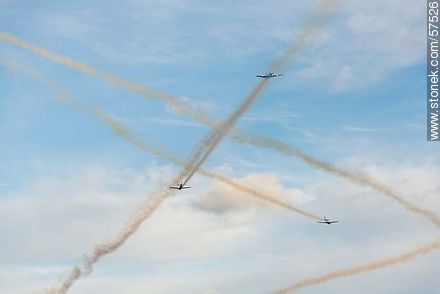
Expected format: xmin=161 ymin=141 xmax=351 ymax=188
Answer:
xmin=0 ymin=0 xmax=438 ymax=293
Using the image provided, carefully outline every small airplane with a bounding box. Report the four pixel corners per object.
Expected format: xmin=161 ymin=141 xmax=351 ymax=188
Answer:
xmin=317 ymin=216 xmax=339 ymax=225
xmin=256 ymin=72 xmax=283 ymax=79
xmin=169 ymin=182 xmax=191 ymax=190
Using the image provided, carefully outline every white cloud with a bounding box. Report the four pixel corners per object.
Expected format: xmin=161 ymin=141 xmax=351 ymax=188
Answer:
xmin=193 ymin=172 xmax=314 ymax=214
xmin=291 ymin=0 xmax=425 ymax=92
xmin=0 ymin=158 xmax=438 ymax=293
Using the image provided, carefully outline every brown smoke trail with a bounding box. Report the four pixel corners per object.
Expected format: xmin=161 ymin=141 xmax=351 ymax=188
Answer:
xmin=270 ymin=0 xmax=340 ymax=73
xmin=55 ymin=73 xmax=279 ymax=291
xmin=230 ymin=133 xmax=440 ymax=227
xmin=1 ymin=59 xmax=320 ymax=221
xmin=182 ymin=79 xmax=269 ymax=185
xmin=56 ymin=59 xmax=302 ymax=290
xmin=203 ymin=171 xmax=320 ymax=220
xmin=0 ymin=0 xmax=337 ymax=123
xmin=0 ymin=1 xmax=347 ymax=192
xmin=1 ymin=60 xmax=183 ymax=293
xmin=0 ymin=32 xmax=208 ymax=127
xmin=2 ymin=60 xmax=320 ymax=293
xmin=181 ymin=0 xmax=339 ymax=185
xmin=274 ymin=241 xmax=440 ymax=293
xmin=57 ymin=178 xmax=179 ymax=294
xmin=3 ymin=3 xmax=437 ymax=227
xmin=7 ymin=60 xmax=438 ymax=227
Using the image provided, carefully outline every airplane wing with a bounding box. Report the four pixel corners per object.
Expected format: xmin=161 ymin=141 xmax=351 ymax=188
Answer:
xmin=169 ymin=186 xmax=179 ymax=189
xmin=256 ymin=75 xmax=264 ymax=78
xmin=329 ymin=221 xmax=338 ymax=224
xmin=181 ymin=186 xmax=191 ymax=189
xmin=317 ymin=221 xmax=327 ymax=223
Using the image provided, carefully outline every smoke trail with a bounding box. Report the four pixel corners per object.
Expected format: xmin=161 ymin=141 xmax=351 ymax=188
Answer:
xmin=175 ymin=0 xmax=439 ymax=228
xmin=1 ymin=59 xmax=320 ymax=221
xmin=202 ymin=171 xmax=320 ymax=220
xmin=0 ymin=32 xmax=209 ymax=127
xmin=2 ymin=60 xmax=321 ymax=292
xmin=0 ymin=0 xmax=337 ymax=124
xmin=181 ymin=0 xmax=339 ymax=185
xmin=55 ymin=71 xmax=276 ymax=291
xmin=5 ymin=56 xmax=436 ymax=227
xmin=0 ymin=0 xmax=338 ymax=180
xmin=57 ymin=178 xmax=179 ymax=294
xmin=274 ymin=241 xmax=440 ymax=293
xmin=58 ymin=13 xmax=327 ymax=286
xmin=1 ymin=61 xmax=184 ymax=293
xmin=231 ymin=133 xmax=440 ymax=227
xmin=3 ymin=3 xmax=437 ymax=227
xmin=182 ymin=79 xmax=269 ymax=185
xmin=270 ymin=0 xmax=340 ymax=73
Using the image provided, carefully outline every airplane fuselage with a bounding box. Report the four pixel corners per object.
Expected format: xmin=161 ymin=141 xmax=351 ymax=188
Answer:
xmin=169 ymin=182 xmax=191 ymax=190
xmin=317 ymin=217 xmax=338 ymax=225
xmin=256 ymin=72 xmax=283 ymax=79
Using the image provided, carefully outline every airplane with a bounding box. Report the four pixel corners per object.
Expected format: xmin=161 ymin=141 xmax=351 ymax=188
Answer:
xmin=256 ymin=72 xmax=283 ymax=79
xmin=169 ymin=182 xmax=191 ymax=190
xmin=317 ymin=216 xmax=339 ymax=225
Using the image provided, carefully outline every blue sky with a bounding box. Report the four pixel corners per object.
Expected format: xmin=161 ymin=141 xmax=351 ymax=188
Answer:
xmin=0 ymin=0 xmax=438 ymax=293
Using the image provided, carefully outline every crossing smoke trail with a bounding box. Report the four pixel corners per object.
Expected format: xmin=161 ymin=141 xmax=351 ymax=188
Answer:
xmin=9 ymin=30 xmax=318 ymax=288
xmin=1 ymin=60 xmax=320 ymax=293
xmin=64 ymin=96 xmax=298 ymax=288
xmin=181 ymin=79 xmax=269 ymax=185
xmin=0 ymin=0 xmax=339 ymax=193
xmin=230 ymin=133 xmax=440 ymax=227
xmin=51 ymin=3 xmax=336 ymax=288
xmin=2 ymin=1 xmax=438 ymax=227
xmin=274 ymin=241 xmax=440 ymax=293
xmin=166 ymin=0 xmax=439 ymax=227
xmin=0 ymin=0 xmax=336 ymax=125
xmin=2 ymin=6 xmax=439 ymax=293
xmin=1 ymin=59 xmax=321 ymax=222
xmin=57 ymin=73 xmax=266 ymax=290
xmin=181 ymin=0 xmax=339 ymax=185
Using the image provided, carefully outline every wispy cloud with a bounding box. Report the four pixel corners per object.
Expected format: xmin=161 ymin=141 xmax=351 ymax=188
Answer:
xmin=343 ymin=125 xmax=391 ymax=132
xmin=242 ymin=113 xmax=299 ymax=123
xmin=301 ymin=130 xmax=317 ymax=140
xmin=140 ymin=115 xmax=203 ymax=128
xmin=291 ymin=0 xmax=424 ymax=92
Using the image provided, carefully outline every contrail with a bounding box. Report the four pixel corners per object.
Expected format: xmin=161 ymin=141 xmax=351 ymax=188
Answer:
xmin=51 ymin=6 xmax=336 ymax=288
xmin=274 ymin=241 xmax=440 ymax=293
xmin=180 ymin=0 xmax=339 ymax=185
xmin=0 ymin=0 xmax=336 ymax=124
xmin=2 ymin=1 xmax=438 ymax=227
xmin=57 ymin=178 xmax=179 ymax=294
xmin=1 ymin=59 xmax=321 ymax=222
xmin=5 ymin=62 xmax=319 ymax=293
xmin=181 ymin=79 xmax=269 ymax=185
xmin=3 ymin=7 xmax=438 ymax=293
xmin=231 ymin=133 xmax=440 ymax=227
xmin=269 ymin=0 xmax=339 ymax=73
